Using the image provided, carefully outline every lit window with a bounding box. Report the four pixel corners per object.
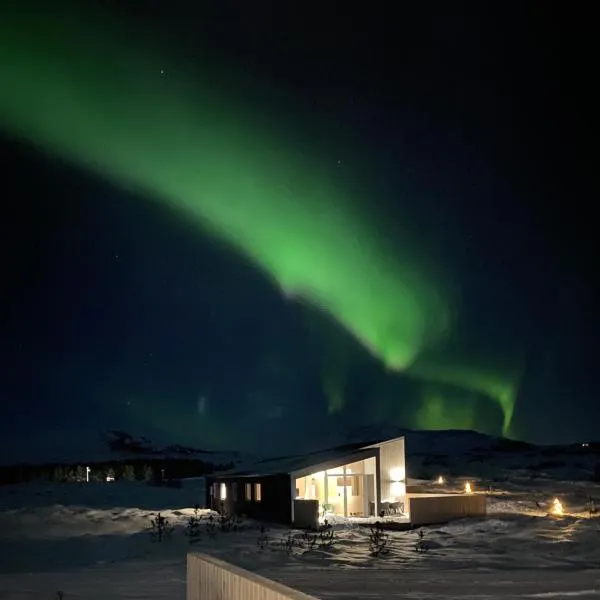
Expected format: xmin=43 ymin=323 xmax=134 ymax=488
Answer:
xmin=254 ymin=483 xmax=262 ymax=502
xmin=219 ymin=482 xmax=227 ymax=500
xmin=245 ymin=483 xmax=252 ymax=501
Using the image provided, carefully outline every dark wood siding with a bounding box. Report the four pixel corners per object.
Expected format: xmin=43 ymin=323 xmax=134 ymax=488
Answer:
xmin=205 ymin=474 xmax=292 ymax=525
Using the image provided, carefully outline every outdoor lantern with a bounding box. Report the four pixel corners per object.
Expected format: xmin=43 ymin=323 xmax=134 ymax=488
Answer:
xmin=551 ymin=497 xmax=564 ymax=516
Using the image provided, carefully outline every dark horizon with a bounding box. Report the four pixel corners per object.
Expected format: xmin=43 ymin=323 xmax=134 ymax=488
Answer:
xmin=0 ymin=1 xmax=596 ymax=457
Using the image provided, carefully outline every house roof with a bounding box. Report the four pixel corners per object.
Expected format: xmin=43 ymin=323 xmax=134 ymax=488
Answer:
xmin=213 ymin=436 xmax=404 ymax=478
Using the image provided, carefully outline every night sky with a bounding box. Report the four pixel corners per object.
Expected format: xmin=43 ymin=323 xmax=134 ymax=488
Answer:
xmin=0 ymin=1 xmax=596 ymax=457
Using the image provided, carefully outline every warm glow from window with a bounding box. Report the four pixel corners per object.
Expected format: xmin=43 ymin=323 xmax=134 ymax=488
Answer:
xmin=390 ymin=467 xmax=405 ymax=482
xmin=219 ymin=483 xmax=227 ymax=500
xmin=245 ymin=483 xmax=252 ymax=501
xmin=465 ymin=482 xmax=472 ymax=494
xmin=254 ymin=483 xmax=262 ymax=502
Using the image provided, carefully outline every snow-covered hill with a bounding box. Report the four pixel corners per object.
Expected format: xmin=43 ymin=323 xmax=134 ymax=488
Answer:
xmin=0 ymin=427 xmax=251 ymax=469
xmin=343 ymin=426 xmax=600 ymax=483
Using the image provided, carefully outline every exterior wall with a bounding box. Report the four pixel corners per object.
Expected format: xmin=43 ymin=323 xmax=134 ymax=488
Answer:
xmin=292 ymin=499 xmax=318 ymax=529
xmin=408 ymin=493 xmax=487 ymax=526
xmin=377 ymin=437 xmax=406 ymax=505
xmin=187 ymin=553 xmax=318 ymax=600
xmin=206 ymin=474 xmax=292 ymax=525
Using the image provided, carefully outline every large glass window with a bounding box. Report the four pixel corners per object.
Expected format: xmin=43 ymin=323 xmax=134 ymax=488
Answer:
xmin=294 ymin=458 xmax=377 ymax=518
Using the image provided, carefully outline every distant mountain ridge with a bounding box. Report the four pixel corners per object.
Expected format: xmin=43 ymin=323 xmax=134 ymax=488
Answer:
xmin=3 ymin=423 xmax=599 ymax=483
xmin=343 ymin=425 xmax=600 ymax=483
xmin=102 ymin=430 xmax=243 ymax=458
xmin=0 ymin=427 xmax=252 ymax=468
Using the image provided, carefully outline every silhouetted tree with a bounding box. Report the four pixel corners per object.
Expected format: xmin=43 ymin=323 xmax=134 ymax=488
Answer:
xmin=144 ymin=465 xmax=154 ymax=482
xmin=122 ymin=464 xmax=136 ymax=481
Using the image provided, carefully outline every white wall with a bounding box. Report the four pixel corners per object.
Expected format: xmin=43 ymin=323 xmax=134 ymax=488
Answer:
xmin=377 ymin=437 xmax=406 ymax=505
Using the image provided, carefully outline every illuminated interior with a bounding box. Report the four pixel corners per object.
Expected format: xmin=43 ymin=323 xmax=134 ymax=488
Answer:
xmin=294 ymin=457 xmax=380 ymax=518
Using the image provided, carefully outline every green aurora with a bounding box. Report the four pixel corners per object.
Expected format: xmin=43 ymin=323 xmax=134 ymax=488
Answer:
xmin=0 ymin=3 xmax=519 ymax=435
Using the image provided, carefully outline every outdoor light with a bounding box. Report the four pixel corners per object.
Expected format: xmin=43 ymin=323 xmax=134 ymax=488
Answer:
xmin=551 ymin=498 xmax=564 ymax=516
xmin=390 ymin=467 xmax=405 ymax=482
xmin=465 ymin=482 xmax=472 ymax=494
xmin=436 ymin=476 xmax=445 ymax=485
xmin=85 ymin=466 xmax=90 ymax=483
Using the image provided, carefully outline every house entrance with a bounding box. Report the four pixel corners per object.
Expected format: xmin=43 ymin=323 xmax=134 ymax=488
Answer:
xmin=294 ymin=457 xmax=377 ymax=518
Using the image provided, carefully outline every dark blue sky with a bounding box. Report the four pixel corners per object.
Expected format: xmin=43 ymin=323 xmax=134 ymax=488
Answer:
xmin=0 ymin=2 xmax=596 ymax=457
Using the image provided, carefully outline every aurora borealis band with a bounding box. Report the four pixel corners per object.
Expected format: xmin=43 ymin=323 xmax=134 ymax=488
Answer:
xmin=0 ymin=3 xmax=521 ymax=435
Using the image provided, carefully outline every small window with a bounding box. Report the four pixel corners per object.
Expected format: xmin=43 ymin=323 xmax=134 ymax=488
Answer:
xmin=232 ymin=482 xmax=238 ymax=501
xmin=219 ymin=482 xmax=227 ymax=500
xmin=254 ymin=482 xmax=262 ymax=502
xmin=245 ymin=483 xmax=252 ymax=501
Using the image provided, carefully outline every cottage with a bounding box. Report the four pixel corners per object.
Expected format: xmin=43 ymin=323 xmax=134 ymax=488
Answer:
xmin=206 ymin=435 xmax=485 ymax=528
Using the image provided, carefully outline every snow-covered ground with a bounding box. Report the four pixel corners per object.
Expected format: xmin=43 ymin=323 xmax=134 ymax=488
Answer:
xmin=1 ymin=475 xmax=600 ymax=599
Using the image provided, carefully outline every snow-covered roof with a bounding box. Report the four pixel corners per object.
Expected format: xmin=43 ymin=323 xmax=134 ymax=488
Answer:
xmin=213 ymin=437 xmax=404 ymax=478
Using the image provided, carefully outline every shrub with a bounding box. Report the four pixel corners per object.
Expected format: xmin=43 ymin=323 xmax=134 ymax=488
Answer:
xmin=185 ymin=504 xmax=202 ymax=543
xmin=414 ymin=529 xmax=428 ymax=553
xmin=149 ymin=513 xmax=173 ymax=542
xmin=368 ymin=521 xmax=390 ymax=557
xmin=256 ymin=524 xmax=270 ymax=549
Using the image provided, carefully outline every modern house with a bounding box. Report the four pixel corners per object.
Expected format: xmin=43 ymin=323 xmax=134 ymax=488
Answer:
xmin=205 ymin=435 xmax=485 ymax=528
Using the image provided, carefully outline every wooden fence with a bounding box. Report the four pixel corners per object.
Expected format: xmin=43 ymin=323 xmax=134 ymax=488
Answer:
xmin=187 ymin=552 xmax=319 ymax=600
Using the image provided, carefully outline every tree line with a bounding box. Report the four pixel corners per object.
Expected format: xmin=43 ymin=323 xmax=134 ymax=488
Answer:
xmin=0 ymin=457 xmax=235 ymax=485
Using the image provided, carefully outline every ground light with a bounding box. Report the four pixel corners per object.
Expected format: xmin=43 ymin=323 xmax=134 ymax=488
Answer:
xmin=551 ymin=498 xmax=564 ymax=516
xmin=436 ymin=475 xmax=445 ymax=485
